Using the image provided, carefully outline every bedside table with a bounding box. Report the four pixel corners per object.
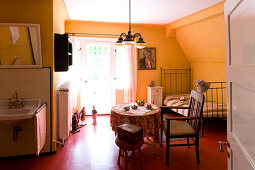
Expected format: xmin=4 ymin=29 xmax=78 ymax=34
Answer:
xmin=147 ymin=86 xmax=163 ymax=107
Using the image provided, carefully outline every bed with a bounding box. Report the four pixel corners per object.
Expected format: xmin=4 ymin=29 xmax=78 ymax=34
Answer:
xmin=160 ymin=68 xmax=227 ymax=120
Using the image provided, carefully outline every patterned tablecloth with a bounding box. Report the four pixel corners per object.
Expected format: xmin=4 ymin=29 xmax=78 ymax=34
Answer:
xmin=110 ymin=103 xmax=161 ymax=140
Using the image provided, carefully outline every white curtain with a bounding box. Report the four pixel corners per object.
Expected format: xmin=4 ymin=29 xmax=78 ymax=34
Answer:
xmin=124 ymin=46 xmax=137 ymax=103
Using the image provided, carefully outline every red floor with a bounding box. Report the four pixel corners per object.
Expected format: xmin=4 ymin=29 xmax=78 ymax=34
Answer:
xmin=0 ymin=115 xmax=227 ymax=170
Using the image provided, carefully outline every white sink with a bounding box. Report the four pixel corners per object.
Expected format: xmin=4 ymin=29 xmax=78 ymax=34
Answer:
xmin=0 ymin=98 xmax=41 ymax=122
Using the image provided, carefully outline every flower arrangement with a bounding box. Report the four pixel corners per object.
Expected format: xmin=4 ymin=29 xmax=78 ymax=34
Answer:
xmin=123 ymin=106 xmax=130 ymax=111
xmin=131 ymin=104 xmax=138 ymax=110
xmin=136 ymin=100 xmax=145 ymax=106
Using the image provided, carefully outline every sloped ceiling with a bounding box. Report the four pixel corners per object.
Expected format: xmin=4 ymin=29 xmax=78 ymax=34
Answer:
xmin=173 ymin=2 xmax=226 ymax=63
xmin=176 ymin=14 xmax=225 ymax=63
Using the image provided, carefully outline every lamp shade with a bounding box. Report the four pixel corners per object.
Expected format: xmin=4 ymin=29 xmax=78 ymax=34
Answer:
xmin=115 ymin=37 xmax=124 ymax=46
xmin=135 ymin=37 xmax=146 ymax=49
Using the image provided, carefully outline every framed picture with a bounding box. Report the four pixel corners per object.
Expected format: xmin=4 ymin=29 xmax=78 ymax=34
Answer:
xmin=138 ymin=47 xmax=156 ymax=70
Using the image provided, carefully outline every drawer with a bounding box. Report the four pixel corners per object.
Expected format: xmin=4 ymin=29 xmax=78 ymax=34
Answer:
xmin=151 ymin=88 xmax=162 ymax=95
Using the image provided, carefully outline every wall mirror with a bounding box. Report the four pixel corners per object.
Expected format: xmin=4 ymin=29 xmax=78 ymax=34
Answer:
xmin=0 ymin=23 xmax=42 ymax=68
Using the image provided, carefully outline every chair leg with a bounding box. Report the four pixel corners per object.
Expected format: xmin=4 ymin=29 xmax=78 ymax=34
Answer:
xmin=124 ymin=150 xmax=128 ymax=170
xmin=195 ymin=136 xmax=200 ymax=164
xmin=187 ymin=137 xmax=190 ymax=148
xmin=138 ymin=149 xmax=143 ymax=170
xmin=160 ymin=127 xmax=163 ymax=147
xmin=118 ymin=148 xmax=121 ymax=165
xmin=166 ymin=135 xmax=170 ymax=166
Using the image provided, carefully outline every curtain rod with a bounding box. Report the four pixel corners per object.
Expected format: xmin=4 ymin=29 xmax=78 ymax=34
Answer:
xmin=67 ymin=32 xmax=120 ymax=37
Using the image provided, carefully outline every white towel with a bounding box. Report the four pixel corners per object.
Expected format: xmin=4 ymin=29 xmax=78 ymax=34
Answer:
xmin=35 ymin=104 xmax=47 ymax=156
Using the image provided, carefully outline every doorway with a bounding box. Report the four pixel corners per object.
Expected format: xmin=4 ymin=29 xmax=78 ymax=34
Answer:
xmin=77 ymin=37 xmax=116 ymax=115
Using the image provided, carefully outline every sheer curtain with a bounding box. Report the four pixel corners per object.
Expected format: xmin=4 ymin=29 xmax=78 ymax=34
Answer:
xmin=123 ymin=46 xmax=137 ymax=103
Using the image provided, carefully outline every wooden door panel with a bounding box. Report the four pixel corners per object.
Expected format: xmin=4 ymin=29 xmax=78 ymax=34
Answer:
xmin=230 ymin=0 xmax=255 ymax=65
xmin=232 ymin=144 xmax=254 ymax=170
xmin=226 ymin=0 xmax=255 ymax=169
xmin=231 ymin=83 xmax=255 ymax=159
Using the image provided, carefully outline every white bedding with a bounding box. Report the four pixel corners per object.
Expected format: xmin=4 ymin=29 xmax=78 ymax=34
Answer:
xmin=163 ymin=94 xmax=227 ymax=119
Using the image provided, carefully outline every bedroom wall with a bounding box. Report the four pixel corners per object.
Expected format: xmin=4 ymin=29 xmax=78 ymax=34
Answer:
xmin=176 ymin=14 xmax=226 ymax=89
xmin=166 ymin=2 xmax=226 ymax=90
xmin=65 ymin=21 xmax=190 ymax=102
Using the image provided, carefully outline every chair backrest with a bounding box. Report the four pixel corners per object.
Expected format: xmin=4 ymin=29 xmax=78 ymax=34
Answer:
xmin=187 ymin=90 xmax=204 ymax=134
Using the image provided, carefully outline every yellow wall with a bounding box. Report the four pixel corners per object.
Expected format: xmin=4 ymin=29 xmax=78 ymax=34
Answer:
xmin=166 ymin=2 xmax=226 ymax=89
xmin=0 ymin=0 xmax=54 ymax=156
xmin=53 ymin=0 xmax=69 ymax=150
xmin=65 ymin=21 xmax=190 ymax=101
xmin=0 ymin=0 xmax=54 ymax=67
xmin=0 ymin=27 xmax=34 ymax=65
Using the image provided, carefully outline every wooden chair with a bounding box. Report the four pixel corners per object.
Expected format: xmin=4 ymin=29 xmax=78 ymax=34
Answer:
xmin=160 ymin=90 xmax=204 ymax=166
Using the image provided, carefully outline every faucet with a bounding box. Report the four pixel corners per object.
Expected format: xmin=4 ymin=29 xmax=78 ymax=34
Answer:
xmin=8 ymin=92 xmax=25 ymax=109
xmin=14 ymin=92 xmax=18 ymax=101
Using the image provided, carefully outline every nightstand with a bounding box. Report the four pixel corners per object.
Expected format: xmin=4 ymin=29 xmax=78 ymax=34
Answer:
xmin=147 ymin=86 xmax=163 ymax=107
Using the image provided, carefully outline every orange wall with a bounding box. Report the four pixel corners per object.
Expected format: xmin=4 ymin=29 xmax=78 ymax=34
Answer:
xmin=65 ymin=21 xmax=190 ymax=101
xmin=166 ymin=2 xmax=226 ymax=89
xmin=176 ymin=13 xmax=226 ymax=88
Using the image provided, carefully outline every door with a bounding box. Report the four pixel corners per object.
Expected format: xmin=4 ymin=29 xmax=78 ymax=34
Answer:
xmin=225 ymin=0 xmax=255 ymax=169
xmin=78 ymin=37 xmax=116 ymax=115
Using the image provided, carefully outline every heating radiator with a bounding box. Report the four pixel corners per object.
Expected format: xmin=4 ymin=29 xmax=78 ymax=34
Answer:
xmin=55 ymin=81 xmax=72 ymax=144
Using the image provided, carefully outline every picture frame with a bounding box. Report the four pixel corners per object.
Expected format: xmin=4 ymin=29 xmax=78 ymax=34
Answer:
xmin=138 ymin=47 xmax=156 ymax=70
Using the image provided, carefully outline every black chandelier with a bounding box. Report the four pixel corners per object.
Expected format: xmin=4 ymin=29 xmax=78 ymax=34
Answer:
xmin=115 ymin=0 xmax=146 ymax=48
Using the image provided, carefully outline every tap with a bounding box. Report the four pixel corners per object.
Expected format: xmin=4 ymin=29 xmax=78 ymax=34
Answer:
xmin=8 ymin=98 xmax=14 ymax=109
xmin=9 ymin=92 xmax=25 ymax=109
xmin=14 ymin=92 xmax=18 ymax=101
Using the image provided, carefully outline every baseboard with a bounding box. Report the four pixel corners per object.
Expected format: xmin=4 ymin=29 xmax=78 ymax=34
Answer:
xmin=0 ymin=151 xmax=56 ymax=161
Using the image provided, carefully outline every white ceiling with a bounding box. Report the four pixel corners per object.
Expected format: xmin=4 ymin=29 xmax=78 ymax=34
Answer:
xmin=64 ymin=0 xmax=224 ymax=25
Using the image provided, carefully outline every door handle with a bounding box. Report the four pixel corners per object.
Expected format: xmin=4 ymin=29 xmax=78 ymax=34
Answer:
xmin=218 ymin=140 xmax=230 ymax=152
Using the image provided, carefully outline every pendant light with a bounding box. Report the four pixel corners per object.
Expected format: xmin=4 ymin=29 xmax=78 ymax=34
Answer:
xmin=115 ymin=0 xmax=146 ymax=49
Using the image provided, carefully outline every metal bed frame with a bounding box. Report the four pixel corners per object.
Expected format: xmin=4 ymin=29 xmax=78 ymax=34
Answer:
xmin=204 ymin=82 xmax=227 ymax=119
xmin=160 ymin=68 xmax=227 ymax=119
xmin=160 ymin=68 xmax=227 ymax=136
xmin=160 ymin=67 xmax=191 ymax=96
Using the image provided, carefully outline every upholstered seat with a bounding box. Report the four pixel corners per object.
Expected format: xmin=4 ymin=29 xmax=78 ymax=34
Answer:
xmin=163 ymin=120 xmax=196 ymax=137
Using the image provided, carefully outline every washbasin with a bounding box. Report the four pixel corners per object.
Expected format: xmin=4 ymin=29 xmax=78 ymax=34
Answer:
xmin=0 ymin=98 xmax=41 ymax=122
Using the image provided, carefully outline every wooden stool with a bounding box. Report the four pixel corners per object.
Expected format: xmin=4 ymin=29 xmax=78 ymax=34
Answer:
xmin=115 ymin=124 xmax=144 ymax=170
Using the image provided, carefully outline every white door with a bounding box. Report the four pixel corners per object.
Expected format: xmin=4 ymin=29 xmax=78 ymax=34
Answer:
xmin=78 ymin=37 xmax=116 ymax=115
xmin=225 ymin=0 xmax=255 ymax=169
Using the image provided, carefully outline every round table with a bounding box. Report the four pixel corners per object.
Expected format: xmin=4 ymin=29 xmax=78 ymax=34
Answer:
xmin=110 ymin=103 xmax=161 ymax=152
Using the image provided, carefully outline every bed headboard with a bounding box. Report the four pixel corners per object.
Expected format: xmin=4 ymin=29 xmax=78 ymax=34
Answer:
xmin=160 ymin=68 xmax=191 ymax=96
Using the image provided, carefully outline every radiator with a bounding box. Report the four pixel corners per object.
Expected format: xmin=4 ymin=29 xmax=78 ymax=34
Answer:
xmin=55 ymin=81 xmax=72 ymax=143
